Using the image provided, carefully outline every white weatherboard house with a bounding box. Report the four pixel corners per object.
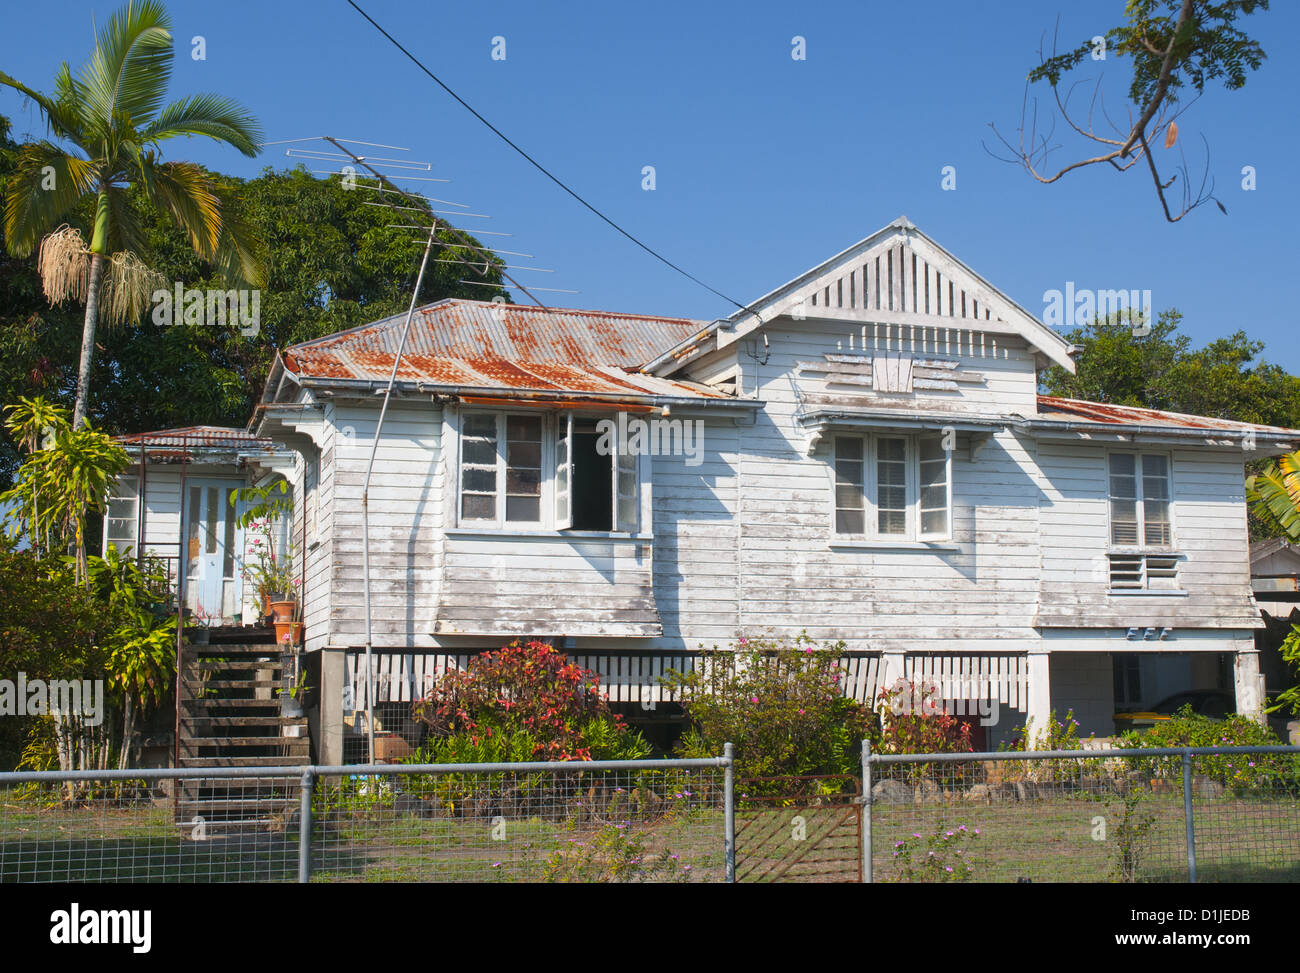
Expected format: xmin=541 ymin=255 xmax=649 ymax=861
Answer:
xmin=110 ymin=218 xmax=1297 ymax=762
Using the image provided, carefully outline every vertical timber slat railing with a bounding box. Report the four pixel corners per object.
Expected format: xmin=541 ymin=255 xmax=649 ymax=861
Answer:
xmin=862 ymin=744 xmax=1300 ymax=883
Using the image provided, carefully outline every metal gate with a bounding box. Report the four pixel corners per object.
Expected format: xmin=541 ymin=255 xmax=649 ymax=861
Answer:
xmin=734 ymin=775 xmax=862 ymax=882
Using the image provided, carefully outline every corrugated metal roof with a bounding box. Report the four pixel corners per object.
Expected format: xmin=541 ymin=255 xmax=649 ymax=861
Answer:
xmin=280 ymin=299 xmax=729 ymax=401
xmin=289 ymin=299 xmax=705 ymax=367
xmin=282 ymin=351 xmax=729 ymax=400
xmin=114 ymin=426 xmax=278 ymax=451
xmin=1036 ymin=396 xmax=1299 ymax=435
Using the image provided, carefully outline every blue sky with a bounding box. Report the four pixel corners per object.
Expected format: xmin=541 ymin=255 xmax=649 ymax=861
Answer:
xmin=3 ymin=1 xmax=1298 ymax=367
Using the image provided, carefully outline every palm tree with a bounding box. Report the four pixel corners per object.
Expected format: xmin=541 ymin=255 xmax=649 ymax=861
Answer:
xmin=1 ymin=0 xmax=264 ymax=428
xmin=1246 ymin=453 xmax=1300 ymax=540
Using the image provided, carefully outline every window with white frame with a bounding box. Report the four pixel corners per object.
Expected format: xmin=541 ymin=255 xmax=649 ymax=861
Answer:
xmin=832 ymin=433 xmax=951 ymax=541
xmin=105 ymin=476 xmax=140 ymax=554
xmin=458 ymin=411 xmax=638 ymax=532
xmin=1108 ymin=452 xmax=1172 ymax=547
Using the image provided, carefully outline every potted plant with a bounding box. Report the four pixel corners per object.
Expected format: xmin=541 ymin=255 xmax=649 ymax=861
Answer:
xmin=273 ymin=594 xmax=303 ymax=648
xmin=279 ymin=667 xmax=310 ymax=718
xmin=232 ymin=480 xmax=294 ymax=620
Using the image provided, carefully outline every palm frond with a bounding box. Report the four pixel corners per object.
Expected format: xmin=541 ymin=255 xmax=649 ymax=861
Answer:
xmin=145 ymin=93 xmax=262 ymax=156
xmin=210 ymin=205 xmax=267 ymax=288
xmin=1246 ymin=453 xmax=1300 ymax=541
xmin=2 ymin=142 xmax=99 ymax=255
xmin=75 ymin=0 xmax=173 ymax=138
xmin=136 ymin=157 xmax=220 ymax=259
xmin=0 ymin=69 xmax=86 ymax=144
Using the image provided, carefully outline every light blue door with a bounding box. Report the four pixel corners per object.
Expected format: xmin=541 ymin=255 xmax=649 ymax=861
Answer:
xmin=182 ymin=479 xmax=245 ymax=624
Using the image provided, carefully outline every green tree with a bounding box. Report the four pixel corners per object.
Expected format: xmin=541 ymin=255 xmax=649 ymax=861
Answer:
xmin=0 ymin=398 xmax=129 ymax=579
xmin=0 ymin=0 xmax=263 ymax=429
xmin=990 ymin=0 xmax=1270 ymax=221
xmin=1040 ymin=309 xmax=1300 ymax=428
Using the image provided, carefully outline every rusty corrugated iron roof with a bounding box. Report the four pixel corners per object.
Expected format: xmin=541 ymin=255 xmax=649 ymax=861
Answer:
xmin=1036 ymin=396 xmax=1298 ymax=435
xmin=114 ymin=426 xmax=279 ymax=451
xmin=282 ymin=351 xmax=729 ymax=400
xmin=279 ymin=299 xmax=731 ymax=401
xmin=289 ymin=299 xmax=705 ymax=367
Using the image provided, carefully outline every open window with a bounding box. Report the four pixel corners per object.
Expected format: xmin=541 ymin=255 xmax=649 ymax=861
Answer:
xmin=460 ymin=410 xmax=638 ymax=532
xmin=554 ymin=415 xmax=638 ymax=533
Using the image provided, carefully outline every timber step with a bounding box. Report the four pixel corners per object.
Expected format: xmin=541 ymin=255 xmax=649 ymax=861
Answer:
xmin=176 ymin=796 xmax=297 ymax=811
xmin=183 ymin=716 xmax=307 ymax=727
xmin=182 ymin=679 xmax=281 ymax=690
xmin=183 ymin=643 xmax=286 ymax=656
xmin=179 ymin=756 xmax=311 ymax=767
xmin=182 ymin=736 xmax=310 ymax=748
xmin=181 ymin=698 xmax=285 ymax=709
xmin=186 ymin=660 xmax=285 ymax=671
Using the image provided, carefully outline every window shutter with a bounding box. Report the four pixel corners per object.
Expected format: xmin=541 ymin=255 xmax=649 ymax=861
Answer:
xmin=615 ymin=431 xmax=638 ymax=532
xmin=554 ymin=412 xmax=573 ymax=530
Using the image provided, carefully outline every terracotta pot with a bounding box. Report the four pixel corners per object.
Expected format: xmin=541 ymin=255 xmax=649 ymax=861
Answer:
xmin=261 ymin=592 xmax=288 ymax=615
xmin=269 ymin=600 xmax=297 ymax=624
xmin=274 ymin=620 xmax=304 ymax=647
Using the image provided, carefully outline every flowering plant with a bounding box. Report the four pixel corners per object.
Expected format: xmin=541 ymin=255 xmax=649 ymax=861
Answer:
xmin=413 ymin=640 xmax=640 ymax=760
xmin=890 ymin=825 xmax=979 ymax=882
xmin=242 ymin=518 xmax=296 ymax=601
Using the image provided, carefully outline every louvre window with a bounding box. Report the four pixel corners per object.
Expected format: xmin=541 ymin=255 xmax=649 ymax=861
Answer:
xmin=1108 ymin=553 xmax=1181 ymax=591
xmin=1109 ymin=452 xmax=1173 ymax=548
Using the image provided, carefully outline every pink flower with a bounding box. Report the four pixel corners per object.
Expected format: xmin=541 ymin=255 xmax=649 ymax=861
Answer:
xmin=751 ymin=696 xmax=759 ymax=704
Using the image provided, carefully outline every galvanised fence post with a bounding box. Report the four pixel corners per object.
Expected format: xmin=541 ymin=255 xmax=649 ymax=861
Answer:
xmin=861 ymin=739 xmax=873 ymax=884
xmin=298 ymin=769 xmax=314 ymax=884
xmin=1182 ymin=749 xmax=1197 ymax=883
xmin=723 ymin=742 xmax=735 ymax=883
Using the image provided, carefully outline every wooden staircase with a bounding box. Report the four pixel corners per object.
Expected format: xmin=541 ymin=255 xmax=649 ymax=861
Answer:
xmin=176 ymin=633 xmax=309 ymax=834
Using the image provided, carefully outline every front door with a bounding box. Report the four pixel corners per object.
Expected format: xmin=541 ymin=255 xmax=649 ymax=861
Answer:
xmin=182 ymin=479 xmax=245 ymax=624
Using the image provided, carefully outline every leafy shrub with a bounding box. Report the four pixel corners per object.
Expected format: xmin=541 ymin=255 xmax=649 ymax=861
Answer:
xmin=1118 ymin=708 xmax=1299 ymax=794
xmin=662 ymin=633 xmax=872 ymax=788
xmin=1000 ymin=708 xmax=1093 ymax=782
xmin=412 ymin=640 xmax=647 ymax=761
xmin=874 ymin=679 xmax=975 ymax=755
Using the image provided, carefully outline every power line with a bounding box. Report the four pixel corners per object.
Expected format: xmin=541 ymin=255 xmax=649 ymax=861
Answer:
xmin=345 ymin=0 xmax=750 ymax=313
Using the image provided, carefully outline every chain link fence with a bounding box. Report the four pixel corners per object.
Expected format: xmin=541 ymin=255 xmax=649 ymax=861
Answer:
xmin=864 ymin=745 xmax=1300 ymax=883
xmin=0 ymin=753 xmax=734 ymax=883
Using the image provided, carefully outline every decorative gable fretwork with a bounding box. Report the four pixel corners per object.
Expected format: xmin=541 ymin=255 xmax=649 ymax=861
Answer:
xmin=798 ymin=237 xmax=992 ymax=321
xmin=796 ymin=351 xmax=985 ymax=397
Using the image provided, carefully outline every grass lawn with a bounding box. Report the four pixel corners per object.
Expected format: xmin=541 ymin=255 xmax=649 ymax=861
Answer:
xmin=0 ymin=786 xmax=724 ymax=883
xmin=870 ymin=790 xmax=1300 ymax=882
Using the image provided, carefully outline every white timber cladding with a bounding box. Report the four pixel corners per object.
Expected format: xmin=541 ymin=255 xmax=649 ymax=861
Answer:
xmin=1035 ymin=441 xmax=1259 ymax=630
xmin=326 ymin=399 xmax=443 ymax=648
